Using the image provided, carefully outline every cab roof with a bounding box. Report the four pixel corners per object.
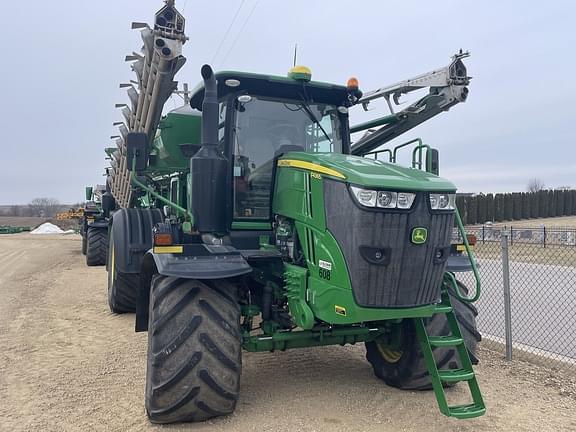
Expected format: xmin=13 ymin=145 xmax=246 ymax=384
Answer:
xmin=189 ymin=70 xmax=350 ymax=110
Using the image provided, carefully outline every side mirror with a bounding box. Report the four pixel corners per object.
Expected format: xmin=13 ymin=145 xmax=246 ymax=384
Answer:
xmin=126 ymin=132 xmax=148 ymax=172
xmin=85 ymin=186 xmax=93 ymax=201
xmin=426 ymin=148 xmax=440 ymax=175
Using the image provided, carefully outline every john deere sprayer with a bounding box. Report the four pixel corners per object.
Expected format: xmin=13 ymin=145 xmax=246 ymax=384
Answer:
xmin=102 ymin=1 xmax=484 ymax=423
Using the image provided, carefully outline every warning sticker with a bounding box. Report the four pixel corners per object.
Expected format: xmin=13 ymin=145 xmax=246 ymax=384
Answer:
xmin=335 ymin=305 xmax=347 ymax=316
xmin=319 ymin=260 xmax=332 ymax=270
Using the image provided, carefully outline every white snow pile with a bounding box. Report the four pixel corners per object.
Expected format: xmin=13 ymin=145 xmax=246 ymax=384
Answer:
xmin=30 ymin=222 xmax=65 ymax=235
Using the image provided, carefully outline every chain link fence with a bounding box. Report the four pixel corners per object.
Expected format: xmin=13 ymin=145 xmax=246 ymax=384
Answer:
xmin=453 ymin=225 xmax=576 ymax=372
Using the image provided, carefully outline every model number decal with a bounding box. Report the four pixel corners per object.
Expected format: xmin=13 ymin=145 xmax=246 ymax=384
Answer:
xmin=318 ymin=260 xmax=332 ymax=280
xmin=319 ymin=268 xmax=331 ymax=280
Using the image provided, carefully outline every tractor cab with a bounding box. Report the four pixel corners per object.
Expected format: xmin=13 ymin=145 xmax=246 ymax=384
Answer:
xmin=189 ymin=68 xmax=355 ymax=223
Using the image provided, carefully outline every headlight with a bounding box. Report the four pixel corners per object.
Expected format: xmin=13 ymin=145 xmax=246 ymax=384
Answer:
xmin=377 ymin=191 xmax=396 ymax=208
xmin=397 ymin=192 xmax=416 ymax=209
xmin=350 ymin=186 xmax=415 ymax=210
xmin=429 ymin=193 xmax=456 ymax=210
xmin=351 ymin=186 xmax=377 ymax=206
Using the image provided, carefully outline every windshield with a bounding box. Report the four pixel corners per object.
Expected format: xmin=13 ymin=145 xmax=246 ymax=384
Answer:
xmin=232 ymin=97 xmax=343 ymax=219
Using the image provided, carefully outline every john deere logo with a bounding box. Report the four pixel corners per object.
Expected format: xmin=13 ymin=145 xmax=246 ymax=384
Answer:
xmin=411 ymin=227 xmax=428 ymax=245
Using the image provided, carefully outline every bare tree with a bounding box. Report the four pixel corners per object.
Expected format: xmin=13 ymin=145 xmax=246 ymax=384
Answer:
xmin=527 ymin=178 xmax=545 ymax=193
xmin=28 ymin=198 xmax=61 ymax=217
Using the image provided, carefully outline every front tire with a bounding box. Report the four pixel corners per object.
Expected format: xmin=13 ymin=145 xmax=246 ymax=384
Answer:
xmin=81 ymin=234 xmax=87 ymax=255
xmin=107 ymin=229 xmax=138 ymax=313
xmin=86 ymin=227 xmax=107 ymax=266
xmin=365 ymin=281 xmax=481 ymax=390
xmin=146 ymin=276 xmax=241 ymax=424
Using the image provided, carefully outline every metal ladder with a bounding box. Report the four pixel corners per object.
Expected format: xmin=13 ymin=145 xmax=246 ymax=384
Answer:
xmin=415 ymin=289 xmax=486 ymax=419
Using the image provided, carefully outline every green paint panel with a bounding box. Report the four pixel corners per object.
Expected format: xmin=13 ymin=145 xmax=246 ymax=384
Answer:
xmin=284 ymin=263 xmax=315 ymax=329
xmin=308 ymin=276 xmax=437 ymax=324
xmin=148 ymin=108 xmax=202 ymax=172
xmin=273 ymin=161 xmax=442 ymax=324
xmin=278 ymin=152 xmax=457 ymax=192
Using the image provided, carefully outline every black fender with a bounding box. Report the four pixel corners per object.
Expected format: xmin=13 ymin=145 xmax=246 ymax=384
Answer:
xmin=446 ymin=253 xmax=475 ymax=272
xmin=108 ymin=208 xmax=163 ymax=274
xmin=135 ymin=245 xmax=252 ymax=332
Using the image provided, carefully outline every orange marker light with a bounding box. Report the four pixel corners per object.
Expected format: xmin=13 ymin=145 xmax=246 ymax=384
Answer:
xmin=347 ymin=77 xmax=359 ymax=90
xmin=154 ymin=232 xmax=173 ymax=246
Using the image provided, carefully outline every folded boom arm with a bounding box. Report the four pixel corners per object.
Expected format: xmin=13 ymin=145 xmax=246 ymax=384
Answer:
xmin=351 ymin=51 xmax=471 ymax=156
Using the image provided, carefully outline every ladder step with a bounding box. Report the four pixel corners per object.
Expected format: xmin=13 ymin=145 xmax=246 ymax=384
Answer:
xmin=447 ymin=403 xmax=486 ymax=419
xmin=428 ymin=335 xmax=464 ymax=347
xmin=438 ymin=368 xmax=475 ymax=382
xmin=434 ymin=304 xmax=452 ymax=313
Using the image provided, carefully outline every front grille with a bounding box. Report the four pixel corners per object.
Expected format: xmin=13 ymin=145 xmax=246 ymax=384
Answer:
xmin=323 ymin=180 xmax=454 ymax=308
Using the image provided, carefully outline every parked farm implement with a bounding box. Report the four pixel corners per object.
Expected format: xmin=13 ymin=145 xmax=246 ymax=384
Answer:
xmin=101 ymin=0 xmax=484 ymax=423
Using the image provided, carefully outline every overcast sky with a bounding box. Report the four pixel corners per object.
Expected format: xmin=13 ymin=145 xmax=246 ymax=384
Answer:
xmin=1 ymin=0 xmax=574 ymax=204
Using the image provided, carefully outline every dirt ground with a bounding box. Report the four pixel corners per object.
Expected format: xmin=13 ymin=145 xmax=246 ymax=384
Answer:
xmin=0 ymin=234 xmax=575 ymax=432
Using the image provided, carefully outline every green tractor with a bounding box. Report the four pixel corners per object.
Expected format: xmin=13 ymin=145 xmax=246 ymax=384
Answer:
xmin=104 ymin=1 xmax=484 ymax=423
xmin=81 ymin=185 xmax=110 ymax=266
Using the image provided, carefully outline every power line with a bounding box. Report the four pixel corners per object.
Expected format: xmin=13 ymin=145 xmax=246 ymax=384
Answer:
xmin=210 ymin=0 xmax=247 ymax=65
xmin=219 ymin=0 xmax=260 ymax=68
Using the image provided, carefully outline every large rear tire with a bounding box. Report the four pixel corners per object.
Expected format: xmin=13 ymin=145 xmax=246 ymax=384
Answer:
xmin=365 ymin=281 xmax=481 ymax=390
xmin=145 ymin=276 xmax=241 ymax=424
xmin=86 ymin=227 xmax=107 ymax=266
xmin=81 ymin=234 xmax=87 ymax=255
xmin=107 ymin=230 xmax=138 ymax=313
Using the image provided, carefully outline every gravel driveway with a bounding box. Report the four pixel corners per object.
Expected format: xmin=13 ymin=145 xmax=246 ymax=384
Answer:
xmin=0 ymin=234 xmax=575 ymax=431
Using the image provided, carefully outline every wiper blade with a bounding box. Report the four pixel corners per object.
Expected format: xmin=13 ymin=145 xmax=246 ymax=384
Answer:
xmin=298 ymin=99 xmax=332 ymax=144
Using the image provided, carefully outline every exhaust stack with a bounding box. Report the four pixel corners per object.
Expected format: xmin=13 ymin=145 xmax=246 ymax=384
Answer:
xmin=191 ymin=65 xmax=228 ymax=234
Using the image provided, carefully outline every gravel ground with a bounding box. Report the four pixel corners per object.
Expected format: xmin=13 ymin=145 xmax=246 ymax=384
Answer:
xmin=0 ymin=234 xmax=575 ymax=432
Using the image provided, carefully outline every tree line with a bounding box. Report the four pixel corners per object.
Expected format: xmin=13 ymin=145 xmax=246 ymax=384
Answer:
xmin=0 ymin=198 xmax=82 ymax=218
xmin=457 ymin=189 xmax=576 ymax=225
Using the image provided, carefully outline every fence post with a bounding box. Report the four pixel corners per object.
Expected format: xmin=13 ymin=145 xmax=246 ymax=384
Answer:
xmin=501 ymin=232 xmax=513 ymax=361
xmin=510 ymin=226 xmax=513 ymax=246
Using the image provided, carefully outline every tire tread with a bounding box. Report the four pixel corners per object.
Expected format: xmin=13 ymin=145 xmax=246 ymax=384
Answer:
xmin=146 ymin=276 xmax=241 ymax=424
xmin=86 ymin=228 xmax=107 ymax=266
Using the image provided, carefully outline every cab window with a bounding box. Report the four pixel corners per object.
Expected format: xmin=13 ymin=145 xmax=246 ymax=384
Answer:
xmin=232 ymin=96 xmax=342 ymax=219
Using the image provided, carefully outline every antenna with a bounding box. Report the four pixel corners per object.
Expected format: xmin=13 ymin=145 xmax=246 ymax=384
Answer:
xmin=293 ymin=43 xmax=298 ymax=67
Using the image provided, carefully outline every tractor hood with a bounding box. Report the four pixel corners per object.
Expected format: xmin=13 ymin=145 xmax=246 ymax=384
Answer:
xmin=278 ymin=152 xmax=456 ymax=192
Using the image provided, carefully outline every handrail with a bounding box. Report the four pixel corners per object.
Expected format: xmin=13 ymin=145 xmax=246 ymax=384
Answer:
xmin=392 ymin=138 xmax=422 ymax=163
xmin=364 ymin=148 xmax=393 ymax=162
xmin=363 ymin=138 xmax=435 ymax=173
xmin=411 ymin=143 xmax=431 ymax=170
xmin=446 ymin=207 xmax=481 ymax=302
